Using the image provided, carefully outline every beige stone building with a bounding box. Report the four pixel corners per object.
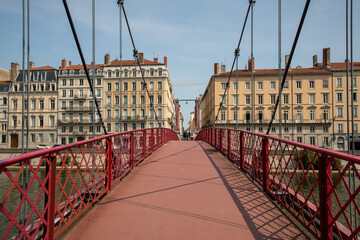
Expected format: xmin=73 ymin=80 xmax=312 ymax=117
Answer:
xmin=8 ymin=63 xmax=58 ymax=149
xmin=102 ymin=53 xmax=175 ymax=132
xmin=58 ymin=60 xmax=105 ymax=144
xmin=201 ymin=48 xmax=360 ymax=151
xmin=0 ymin=82 xmax=10 ymax=147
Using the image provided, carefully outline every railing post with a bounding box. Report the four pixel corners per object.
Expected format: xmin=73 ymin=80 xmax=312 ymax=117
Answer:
xmin=227 ymin=130 xmax=231 ymax=160
xmin=47 ymin=154 xmax=56 ymax=240
xmin=214 ymin=129 xmax=217 ymax=147
xmin=240 ymin=131 xmax=245 ymax=170
xmin=143 ymin=130 xmax=146 ymax=158
xmin=151 ymin=129 xmax=154 ymax=151
xmin=130 ymin=132 xmax=135 ymax=169
xmin=220 ymin=130 xmax=223 ymax=152
xmin=261 ymin=137 xmax=269 ymax=193
xmin=319 ymin=152 xmax=333 ymax=240
xmin=106 ymin=137 xmax=113 ymax=191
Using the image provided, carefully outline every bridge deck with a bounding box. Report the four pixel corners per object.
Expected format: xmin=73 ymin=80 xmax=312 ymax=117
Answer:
xmin=64 ymin=141 xmax=307 ymax=239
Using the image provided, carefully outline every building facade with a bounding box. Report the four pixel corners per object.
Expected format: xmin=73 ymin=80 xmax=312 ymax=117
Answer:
xmin=8 ymin=63 xmax=58 ymax=149
xmin=201 ymin=48 xmax=360 ymax=151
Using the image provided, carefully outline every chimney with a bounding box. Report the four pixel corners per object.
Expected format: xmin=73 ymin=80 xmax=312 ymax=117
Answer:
xmin=139 ymin=52 xmax=144 ymax=64
xmin=29 ymin=61 xmax=35 ymax=69
xmin=11 ymin=62 xmax=19 ymax=81
xmin=214 ymin=63 xmax=219 ymax=75
xmin=322 ymin=48 xmax=330 ymax=68
xmin=248 ymin=57 xmax=254 ymax=71
xmin=221 ymin=64 xmax=226 ymax=73
xmin=285 ymin=55 xmax=290 ymax=69
xmin=104 ymin=54 xmax=110 ymax=65
xmin=313 ymin=55 xmax=318 ymax=67
xmin=164 ymin=56 xmax=168 ymax=68
xmin=69 ymin=61 xmax=72 ymax=66
xmin=154 ymin=58 xmax=158 ymax=63
xmin=61 ymin=59 xmax=66 ymax=69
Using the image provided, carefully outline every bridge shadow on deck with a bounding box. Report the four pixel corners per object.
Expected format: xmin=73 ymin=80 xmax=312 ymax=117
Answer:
xmin=198 ymin=141 xmax=308 ymax=240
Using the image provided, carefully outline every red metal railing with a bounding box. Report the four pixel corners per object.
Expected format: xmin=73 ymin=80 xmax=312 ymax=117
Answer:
xmin=196 ymin=128 xmax=360 ymax=240
xmin=0 ymin=128 xmax=179 ymax=240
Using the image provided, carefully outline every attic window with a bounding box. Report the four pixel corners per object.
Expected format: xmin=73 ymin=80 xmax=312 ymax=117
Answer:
xmin=69 ymin=70 xmax=75 ymax=75
xmin=79 ymin=70 xmax=85 ymax=74
xmin=33 ymin=72 xmax=38 ymax=80
xmin=62 ymin=70 xmax=67 ymax=75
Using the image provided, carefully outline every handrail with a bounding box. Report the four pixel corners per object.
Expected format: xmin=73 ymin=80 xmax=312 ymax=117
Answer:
xmin=196 ymin=127 xmax=360 ymax=239
xmin=0 ymin=128 xmax=179 ymax=240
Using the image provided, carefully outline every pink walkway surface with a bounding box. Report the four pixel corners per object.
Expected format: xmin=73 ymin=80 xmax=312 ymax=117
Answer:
xmin=64 ymin=141 xmax=307 ymax=240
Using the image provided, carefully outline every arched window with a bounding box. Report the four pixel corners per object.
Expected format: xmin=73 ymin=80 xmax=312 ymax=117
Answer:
xmin=337 ymin=137 xmax=345 ymax=150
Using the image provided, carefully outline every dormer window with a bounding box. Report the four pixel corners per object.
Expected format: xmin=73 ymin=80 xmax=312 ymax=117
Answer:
xmin=62 ymin=70 xmax=67 ymax=75
xmin=70 ymin=70 xmax=75 ymax=75
xmin=124 ymin=70 xmax=128 ymax=77
xmin=97 ymin=69 xmax=102 ymax=74
xmin=79 ymin=69 xmax=85 ymax=74
xmin=33 ymin=72 xmax=38 ymax=80
xmin=158 ymin=69 xmax=162 ymax=76
xmin=41 ymin=72 xmax=46 ymax=80
xmin=14 ymin=84 xmax=18 ymax=92
xmin=108 ymin=71 xmax=112 ymax=78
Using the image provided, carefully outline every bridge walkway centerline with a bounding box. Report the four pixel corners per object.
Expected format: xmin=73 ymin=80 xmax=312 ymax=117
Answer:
xmin=64 ymin=141 xmax=307 ymax=240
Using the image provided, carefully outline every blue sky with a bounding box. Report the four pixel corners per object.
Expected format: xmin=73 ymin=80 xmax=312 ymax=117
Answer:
xmin=0 ymin=0 xmax=359 ymax=126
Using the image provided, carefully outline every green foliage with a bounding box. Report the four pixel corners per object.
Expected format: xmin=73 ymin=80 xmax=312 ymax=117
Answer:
xmin=58 ymin=155 xmax=71 ymax=166
xmin=293 ymin=150 xmax=343 ymax=170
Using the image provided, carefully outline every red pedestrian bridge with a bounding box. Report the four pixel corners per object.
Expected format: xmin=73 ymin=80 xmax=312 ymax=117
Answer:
xmin=0 ymin=128 xmax=359 ymax=239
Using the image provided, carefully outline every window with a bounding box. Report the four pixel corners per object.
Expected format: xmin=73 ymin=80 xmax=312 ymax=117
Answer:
xmin=132 ymin=82 xmax=136 ymax=90
xmin=69 ymin=90 xmax=74 ymax=97
xmin=96 ymin=89 xmax=101 ymax=97
xmin=107 ymin=96 xmax=111 ymax=105
xmin=283 ymin=110 xmax=289 ymax=121
xmin=107 ymin=109 xmax=111 ymax=118
xmin=149 ymin=82 xmax=154 ymax=90
xmin=309 ymin=80 xmax=315 ymax=89
xmin=115 ymin=96 xmax=119 ymax=104
xmin=158 ymin=95 xmax=162 ymax=104
xmin=123 ymin=109 xmax=128 ymax=117
xmin=62 ymin=90 xmax=66 ymax=97
xmin=50 ymin=100 xmax=55 ymax=110
xmin=323 ymin=109 xmax=329 ymax=121
xmin=32 ymin=85 xmax=36 ymax=91
xmin=323 ymin=93 xmax=329 ymax=104
xmin=69 ymin=113 xmax=73 ymax=122
xmin=115 ymin=83 xmax=119 ymax=91
xmin=39 ymin=116 xmax=43 ymax=127
xmin=221 ymin=83 xmax=226 ymax=90
xmin=233 ymin=82 xmax=238 ymax=90
xmin=39 ymin=100 xmax=44 ymax=110
xmin=69 ymin=138 xmax=73 ymax=144
xmin=79 ymin=113 xmax=83 ymax=122
xmin=270 ymin=94 xmax=276 ymax=104
xmin=69 ymin=126 xmax=73 ymax=132
xmin=79 ymin=89 xmax=84 ymax=97
xmin=233 ymin=110 xmax=238 ymax=121
xmin=284 ymin=127 xmax=289 ymax=132
xmin=310 ymin=137 xmax=316 ymax=145
xmin=245 ymin=82 xmax=250 ymax=90
xmin=220 ymin=95 xmax=226 ymax=105
xmin=270 ymin=81 xmax=276 ymax=90
xmin=353 ymin=77 xmax=357 ymax=87
xmin=296 ymin=94 xmax=302 ymax=104
xmin=50 ymin=116 xmax=55 ymax=127
xmin=310 ymin=110 xmax=315 ymax=120
xmin=115 ymin=109 xmax=119 ymax=118
xmin=12 ymin=116 xmax=17 ymax=127
xmin=140 ymin=95 xmax=145 ymax=104
xmin=337 ymin=92 xmax=343 ymax=102
xmin=296 ymin=80 xmax=302 ymax=89
xmin=13 ymin=100 xmax=17 ymax=110
xmin=97 ymin=78 xmax=101 ymax=85
xmin=115 ymin=123 xmax=120 ymax=132
xmin=107 ymin=83 xmax=112 ymax=91
xmin=221 ymin=110 xmax=226 ymax=121
xmin=116 ymin=71 xmax=120 ymax=78
xmin=61 ymin=101 xmax=66 ymax=109
xmin=353 ymin=92 xmax=358 ymax=101
xmin=245 ymin=95 xmax=251 ymax=105
xmin=61 ymin=138 xmax=66 ymax=145
xmin=39 ymin=134 xmax=43 ymax=143
xmin=157 ymin=108 xmax=162 ymax=118
xmin=309 ymin=94 xmax=315 ymax=104
xmin=297 ymin=126 xmax=302 ymax=132
xmin=150 ymin=70 xmax=154 ymax=76
xmin=233 ymin=95 xmax=238 ymax=105
xmin=257 ymin=82 xmax=263 ymax=90
xmin=353 ymin=107 xmax=358 ymax=117
xmin=158 ymin=81 xmax=162 ymax=90
xmin=337 ymin=78 xmax=342 ymax=87
xmin=31 ymin=116 xmax=35 ymax=127
xmin=337 ymin=107 xmax=343 ymax=117
xmin=246 ymin=111 xmax=251 ymax=123
xmin=79 ymin=126 xmax=83 ymax=133
xmin=310 ymin=126 xmax=315 ymax=132
xmin=354 ymin=124 xmax=358 ymax=133
xmin=132 ymin=95 xmax=136 ymax=104
xmin=338 ymin=123 xmax=344 ymax=133
xmin=324 ymin=126 xmax=329 ymax=132
xmin=149 ymin=95 xmax=154 ymax=104
xmin=258 ymin=95 xmax=263 ymax=104
xmin=79 ymin=79 xmax=84 ymax=86
xmin=69 ymin=101 xmax=73 ymax=109
xmin=69 ymin=79 xmax=74 ymax=86
xmin=323 ymin=79 xmax=329 ymax=88
xmin=283 ymin=94 xmax=289 ymax=104
xmin=124 ymin=82 xmax=128 ymax=91
xmin=258 ymin=111 xmax=263 ymax=122
xmin=141 ymin=82 xmax=146 ymax=90
xmin=297 ymin=137 xmax=302 ymax=143
xmin=159 ymin=69 xmax=163 ymax=76
xmin=259 ymin=127 xmax=263 ymax=132
xmin=284 ymin=81 xmax=289 ymax=89
xmin=296 ymin=110 xmax=302 ymax=121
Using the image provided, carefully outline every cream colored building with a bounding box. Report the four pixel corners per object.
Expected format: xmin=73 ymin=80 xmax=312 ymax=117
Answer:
xmin=58 ymin=60 xmax=105 ymax=144
xmin=8 ymin=63 xmax=58 ymax=149
xmin=201 ymin=48 xmax=360 ymax=151
xmin=102 ymin=53 xmax=175 ymax=132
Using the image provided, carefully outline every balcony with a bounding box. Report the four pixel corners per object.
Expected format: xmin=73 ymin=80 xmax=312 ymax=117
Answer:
xmin=74 ymin=94 xmax=87 ymax=100
xmin=61 ymin=107 xmax=93 ymax=112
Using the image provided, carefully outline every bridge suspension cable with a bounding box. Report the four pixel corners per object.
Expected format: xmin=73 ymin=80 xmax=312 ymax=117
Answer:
xmin=213 ymin=1 xmax=253 ymax=126
xmin=265 ymin=0 xmax=311 ymax=135
xmin=119 ymin=1 xmax=160 ymax=127
xmin=62 ymin=0 xmax=107 ymax=135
